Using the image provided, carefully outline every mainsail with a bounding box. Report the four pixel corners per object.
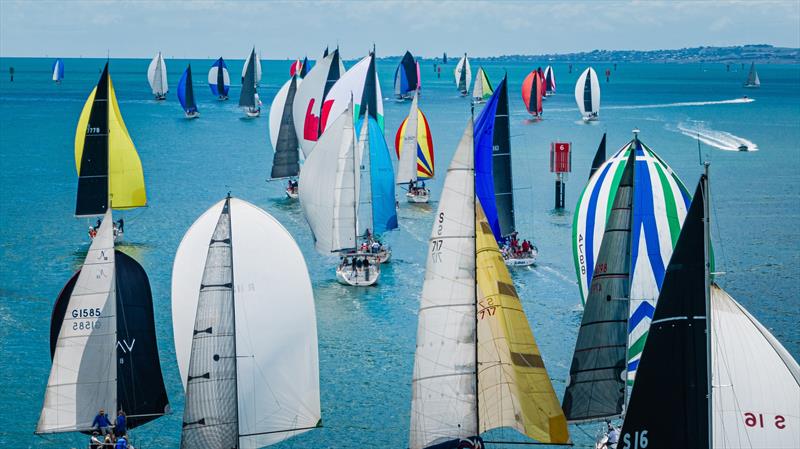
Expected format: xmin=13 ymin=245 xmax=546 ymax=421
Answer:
xmin=241 ymin=48 xmax=262 ymax=85
xmin=394 ymin=50 xmax=419 ymax=98
xmin=173 ymin=197 xmax=321 ymax=448
xmin=292 ymin=49 xmax=345 ymax=156
xmin=745 ymin=62 xmax=761 ymax=87
xmin=177 ymin=64 xmax=198 ymax=115
xmin=521 ymin=70 xmax=543 ymax=116
xmin=575 ymin=67 xmax=600 ymax=118
xmin=562 ymin=148 xmax=635 ymax=423
xmin=472 ymin=67 xmax=493 ymax=102
xmin=74 ymin=63 xmax=147 ymax=216
xmin=324 ymin=53 xmax=385 ymax=133
xmin=147 ymin=52 xmax=168 ymax=97
xmin=454 ymin=53 xmax=471 ymax=94
xmin=408 ymin=118 xmax=569 ymax=448
xmin=394 ymin=93 xmax=434 ymax=182
xmin=52 ymin=58 xmax=64 ymax=82
xmin=207 ymin=57 xmax=230 ymax=98
xmin=239 ymin=48 xmax=258 ymax=109
xmin=269 ymin=75 xmax=302 ymax=179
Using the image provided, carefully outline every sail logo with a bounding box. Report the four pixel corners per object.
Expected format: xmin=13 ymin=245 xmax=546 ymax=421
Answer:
xmin=117 ymin=338 xmax=136 ymax=354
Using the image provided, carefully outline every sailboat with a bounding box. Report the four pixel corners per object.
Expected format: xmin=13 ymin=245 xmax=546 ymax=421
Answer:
xmin=293 ymin=48 xmax=345 ymax=157
xmin=52 ymin=58 xmax=64 ymax=83
xmin=147 ymin=52 xmax=168 ymax=100
xmin=572 ymin=134 xmax=692 ymax=383
xmin=394 ymin=50 xmax=420 ymax=101
xmin=408 ymin=117 xmax=571 ymax=449
xmin=472 ymin=67 xmax=493 ymax=103
xmin=575 ymin=67 xmax=600 ymax=121
xmin=177 ymin=64 xmax=199 ymax=119
xmin=395 ymin=91 xmax=434 ymax=203
xmin=477 ymin=76 xmax=537 ymax=267
xmin=299 ymin=103 xmax=381 ymax=286
xmin=744 ymin=62 xmax=760 ymax=88
xmin=75 ymin=62 xmax=147 ymax=240
xmin=172 ymin=195 xmax=321 ymax=448
xmin=543 ymin=65 xmax=556 ymax=95
xmin=442 ymin=51 xmax=448 ymax=64
xmin=290 ymin=56 xmax=310 ymax=77
xmin=619 ymin=168 xmax=800 ymax=449
xmin=521 ymin=70 xmax=543 ymax=117
xmin=269 ymin=74 xmax=303 ymax=198
xmin=207 ymin=57 xmax=230 ymax=100
xmin=239 ymin=47 xmax=262 ymax=117
xmin=454 ymin=53 xmax=472 ymax=96
xmin=37 ymin=211 xmax=170 ymax=437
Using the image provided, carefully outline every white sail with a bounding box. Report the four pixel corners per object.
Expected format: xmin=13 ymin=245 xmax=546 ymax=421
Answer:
xmin=472 ymin=67 xmax=485 ymax=100
xmin=323 ymin=55 xmax=384 ymax=136
xmin=396 ymin=92 xmax=420 ymax=184
xmin=356 ymin=116 xmax=372 ymax=236
xmin=454 ymin=54 xmax=472 ymax=92
xmin=409 ymin=120 xmax=476 ymax=449
xmin=292 ymin=51 xmax=346 ymax=157
xmin=207 ymin=64 xmax=231 ymax=89
xmin=172 ymin=198 xmax=321 ymax=447
xmin=574 ymin=67 xmax=600 ymax=117
xmin=711 ymin=284 xmax=800 ymax=449
xmin=147 ymin=52 xmax=168 ymax=96
xmin=299 ymin=106 xmax=358 ymax=254
xmin=544 ymin=65 xmax=556 ymax=92
xmin=242 ymin=49 xmax=262 ymax=84
xmin=38 ymin=210 xmax=117 ymax=433
xmin=269 ymin=76 xmax=303 ymax=151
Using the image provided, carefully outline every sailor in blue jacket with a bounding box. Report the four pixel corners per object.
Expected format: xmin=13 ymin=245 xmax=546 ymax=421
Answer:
xmin=91 ymin=408 xmax=113 ymax=435
xmin=115 ymin=410 xmax=127 ymax=436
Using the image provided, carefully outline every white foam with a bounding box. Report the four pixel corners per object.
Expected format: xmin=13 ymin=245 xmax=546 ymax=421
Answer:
xmin=676 ymin=122 xmax=759 ymax=152
xmin=605 ymin=97 xmax=755 ymax=110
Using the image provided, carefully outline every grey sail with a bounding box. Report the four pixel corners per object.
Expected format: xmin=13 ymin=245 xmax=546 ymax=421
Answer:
xmin=561 ymin=147 xmax=635 ymax=422
xmin=271 ymin=76 xmax=301 ymax=179
xmin=239 ymin=49 xmax=256 ymax=108
xmin=745 ymin=62 xmax=760 ymax=87
xmin=180 ymin=198 xmax=239 ymax=449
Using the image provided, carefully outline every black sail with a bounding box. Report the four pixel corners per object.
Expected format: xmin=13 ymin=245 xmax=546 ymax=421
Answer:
xmin=323 ymin=49 xmax=341 ymax=104
xmin=50 ymin=250 xmax=170 ymax=429
xmin=620 ymin=175 xmax=709 ymax=449
xmin=360 ymin=54 xmax=378 ymax=121
xmin=76 ymin=63 xmax=110 ymax=216
xmin=271 ymin=75 xmax=301 ymax=179
xmin=239 ymin=49 xmax=256 ymax=108
xmin=400 ymin=50 xmax=418 ymax=91
xmin=562 ymin=147 xmax=635 ymax=422
xmin=216 ymin=58 xmax=225 ymax=95
xmin=583 ymin=72 xmax=593 ymax=113
xmin=458 ymin=54 xmax=467 ymax=93
xmin=185 ymin=65 xmax=196 ymax=111
xmin=492 ymin=76 xmax=515 ymax=237
xmin=300 ymin=56 xmax=309 ymax=77
xmin=589 ymin=133 xmax=607 ymax=180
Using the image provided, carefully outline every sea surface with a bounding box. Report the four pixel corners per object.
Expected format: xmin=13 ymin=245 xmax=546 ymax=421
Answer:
xmin=0 ymin=56 xmax=798 ymax=448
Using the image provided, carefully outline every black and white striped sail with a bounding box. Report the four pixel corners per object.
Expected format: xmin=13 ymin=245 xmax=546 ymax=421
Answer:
xmin=239 ymin=48 xmax=259 ymax=108
xmin=454 ymin=53 xmax=471 ymax=94
xmin=147 ymin=52 xmax=168 ymax=97
xmin=562 ymin=148 xmax=635 ymax=423
xmin=621 ymin=174 xmax=800 ymax=449
xmin=269 ymin=75 xmax=302 ymax=179
xmin=574 ymin=67 xmax=600 ymax=118
xmin=172 ymin=197 xmax=320 ymax=448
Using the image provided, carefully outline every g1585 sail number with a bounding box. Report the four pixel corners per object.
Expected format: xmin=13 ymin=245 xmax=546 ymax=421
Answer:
xmin=71 ymin=308 xmax=102 ymax=331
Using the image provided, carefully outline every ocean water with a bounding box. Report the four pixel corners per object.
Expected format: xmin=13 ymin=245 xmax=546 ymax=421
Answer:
xmin=0 ymin=56 xmax=798 ymax=448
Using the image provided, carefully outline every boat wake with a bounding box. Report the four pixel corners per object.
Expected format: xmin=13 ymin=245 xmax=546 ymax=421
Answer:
xmin=605 ymin=97 xmax=755 ymax=111
xmin=675 ymin=122 xmax=759 ymax=152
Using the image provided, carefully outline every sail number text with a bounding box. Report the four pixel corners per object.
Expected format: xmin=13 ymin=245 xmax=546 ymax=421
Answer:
xmin=71 ymin=308 xmax=102 ymax=331
xmin=577 ymin=234 xmax=586 ymax=275
xmin=744 ymin=412 xmax=787 ymax=429
xmin=621 ymin=430 xmax=647 ymax=449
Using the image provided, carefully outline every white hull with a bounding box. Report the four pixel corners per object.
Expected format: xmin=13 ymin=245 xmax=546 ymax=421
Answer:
xmin=503 ymin=248 xmax=538 ymax=267
xmin=185 ymin=111 xmax=200 ymax=119
xmin=407 ymin=189 xmax=430 ymax=203
xmin=336 ymin=253 xmax=380 ymax=286
xmin=245 ymin=108 xmax=261 ymax=118
xmin=154 ymin=94 xmax=166 ymax=101
xmin=286 ymin=188 xmax=299 ymax=199
xmin=582 ymin=112 xmax=599 ymax=122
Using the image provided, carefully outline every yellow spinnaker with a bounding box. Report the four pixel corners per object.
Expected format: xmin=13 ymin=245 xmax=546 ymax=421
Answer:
xmin=75 ymin=77 xmax=146 ymax=210
xmin=476 ymin=202 xmax=570 ymax=444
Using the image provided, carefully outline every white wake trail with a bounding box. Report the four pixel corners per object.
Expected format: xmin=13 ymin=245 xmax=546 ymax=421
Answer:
xmin=605 ymin=97 xmax=755 ymax=110
xmin=676 ymin=122 xmax=759 ymax=152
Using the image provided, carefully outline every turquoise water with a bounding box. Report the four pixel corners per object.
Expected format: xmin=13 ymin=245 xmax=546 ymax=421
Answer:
xmin=1 ymin=57 xmax=798 ymax=448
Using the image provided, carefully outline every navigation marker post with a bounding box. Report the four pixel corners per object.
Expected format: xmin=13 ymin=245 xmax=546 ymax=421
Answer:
xmin=550 ymin=141 xmax=572 ymax=209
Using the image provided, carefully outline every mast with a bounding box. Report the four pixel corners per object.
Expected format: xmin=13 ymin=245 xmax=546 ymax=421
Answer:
xmin=228 ymin=194 xmax=241 ymax=447
xmin=471 ymin=101 xmax=479 ymax=441
xmin=702 ymin=163 xmax=712 ymax=449
xmin=353 ymin=100 xmax=359 ymax=247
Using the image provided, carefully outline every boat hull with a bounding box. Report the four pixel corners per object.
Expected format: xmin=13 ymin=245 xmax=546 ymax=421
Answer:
xmin=407 ymin=189 xmax=430 ymax=203
xmin=154 ymin=94 xmax=166 ymax=101
xmin=245 ymin=108 xmax=260 ymax=118
xmin=503 ymin=248 xmax=538 ymax=267
xmin=286 ymin=188 xmax=299 ymax=199
xmin=335 ymin=255 xmax=380 ymax=286
xmin=185 ymin=111 xmax=200 ymax=119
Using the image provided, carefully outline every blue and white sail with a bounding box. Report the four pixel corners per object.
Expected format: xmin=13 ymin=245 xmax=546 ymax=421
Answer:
xmin=207 ymin=57 xmax=230 ymax=98
xmin=357 ymin=115 xmax=398 ymax=235
xmin=51 ymin=58 xmax=64 ymax=82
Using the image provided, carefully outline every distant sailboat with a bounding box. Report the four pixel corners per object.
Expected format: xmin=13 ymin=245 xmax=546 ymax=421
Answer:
xmin=177 ymin=64 xmax=199 ymax=119
xmin=744 ymin=62 xmax=760 ymax=88
xmin=442 ymin=51 xmax=448 ymax=64
xmin=52 ymin=58 xmax=64 ymax=83
xmin=394 ymin=51 xmax=419 ymax=101
xmin=454 ymin=53 xmax=471 ymax=96
xmin=207 ymin=57 xmax=230 ymax=100
xmin=239 ymin=47 xmax=261 ymax=117
xmin=293 ymin=48 xmax=345 ymax=157
xmin=37 ymin=211 xmax=170 ymax=436
xmin=575 ymin=67 xmax=600 ymax=121
xmin=544 ymin=65 xmax=556 ymax=94
xmin=299 ymin=102 xmax=381 ymax=286
xmin=395 ymin=91 xmax=434 ymax=203
xmin=75 ymin=62 xmax=147 ymax=240
xmin=269 ymin=74 xmax=303 ymax=198
xmin=408 ymin=117 xmax=571 ymax=449
xmin=477 ymin=76 xmax=537 ymax=266
xmin=472 ymin=67 xmax=493 ymax=103
xmin=147 ymin=52 xmax=168 ymax=100
xmin=172 ymin=195 xmax=321 ymax=448
xmin=620 ymin=168 xmax=800 ymax=449
xmin=521 ymin=70 xmax=543 ymax=117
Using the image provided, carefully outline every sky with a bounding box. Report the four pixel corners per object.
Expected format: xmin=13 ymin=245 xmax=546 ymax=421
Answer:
xmin=1 ymin=0 xmax=799 ymax=59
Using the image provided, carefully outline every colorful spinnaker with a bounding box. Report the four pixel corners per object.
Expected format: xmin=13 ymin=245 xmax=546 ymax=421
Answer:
xmin=408 ymin=118 xmax=570 ymax=448
xmin=394 ymin=51 xmax=419 ymax=100
xmin=454 ymin=53 xmax=471 ymax=95
xmin=521 ymin=70 xmax=543 ymax=116
xmin=52 ymin=58 xmax=64 ymax=82
xmin=207 ymin=57 xmax=230 ymax=99
xmin=394 ymin=92 xmax=434 ymax=183
xmin=147 ymin=52 xmax=168 ymax=100
xmin=575 ymin=67 xmax=600 ymax=120
xmin=572 ymin=136 xmax=691 ymax=383
xmin=292 ymin=49 xmax=345 ymax=157
xmin=177 ymin=64 xmax=199 ymax=118
xmin=74 ymin=63 xmax=147 ymax=217
xmin=472 ymin=67 xmax=493 ymax=103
